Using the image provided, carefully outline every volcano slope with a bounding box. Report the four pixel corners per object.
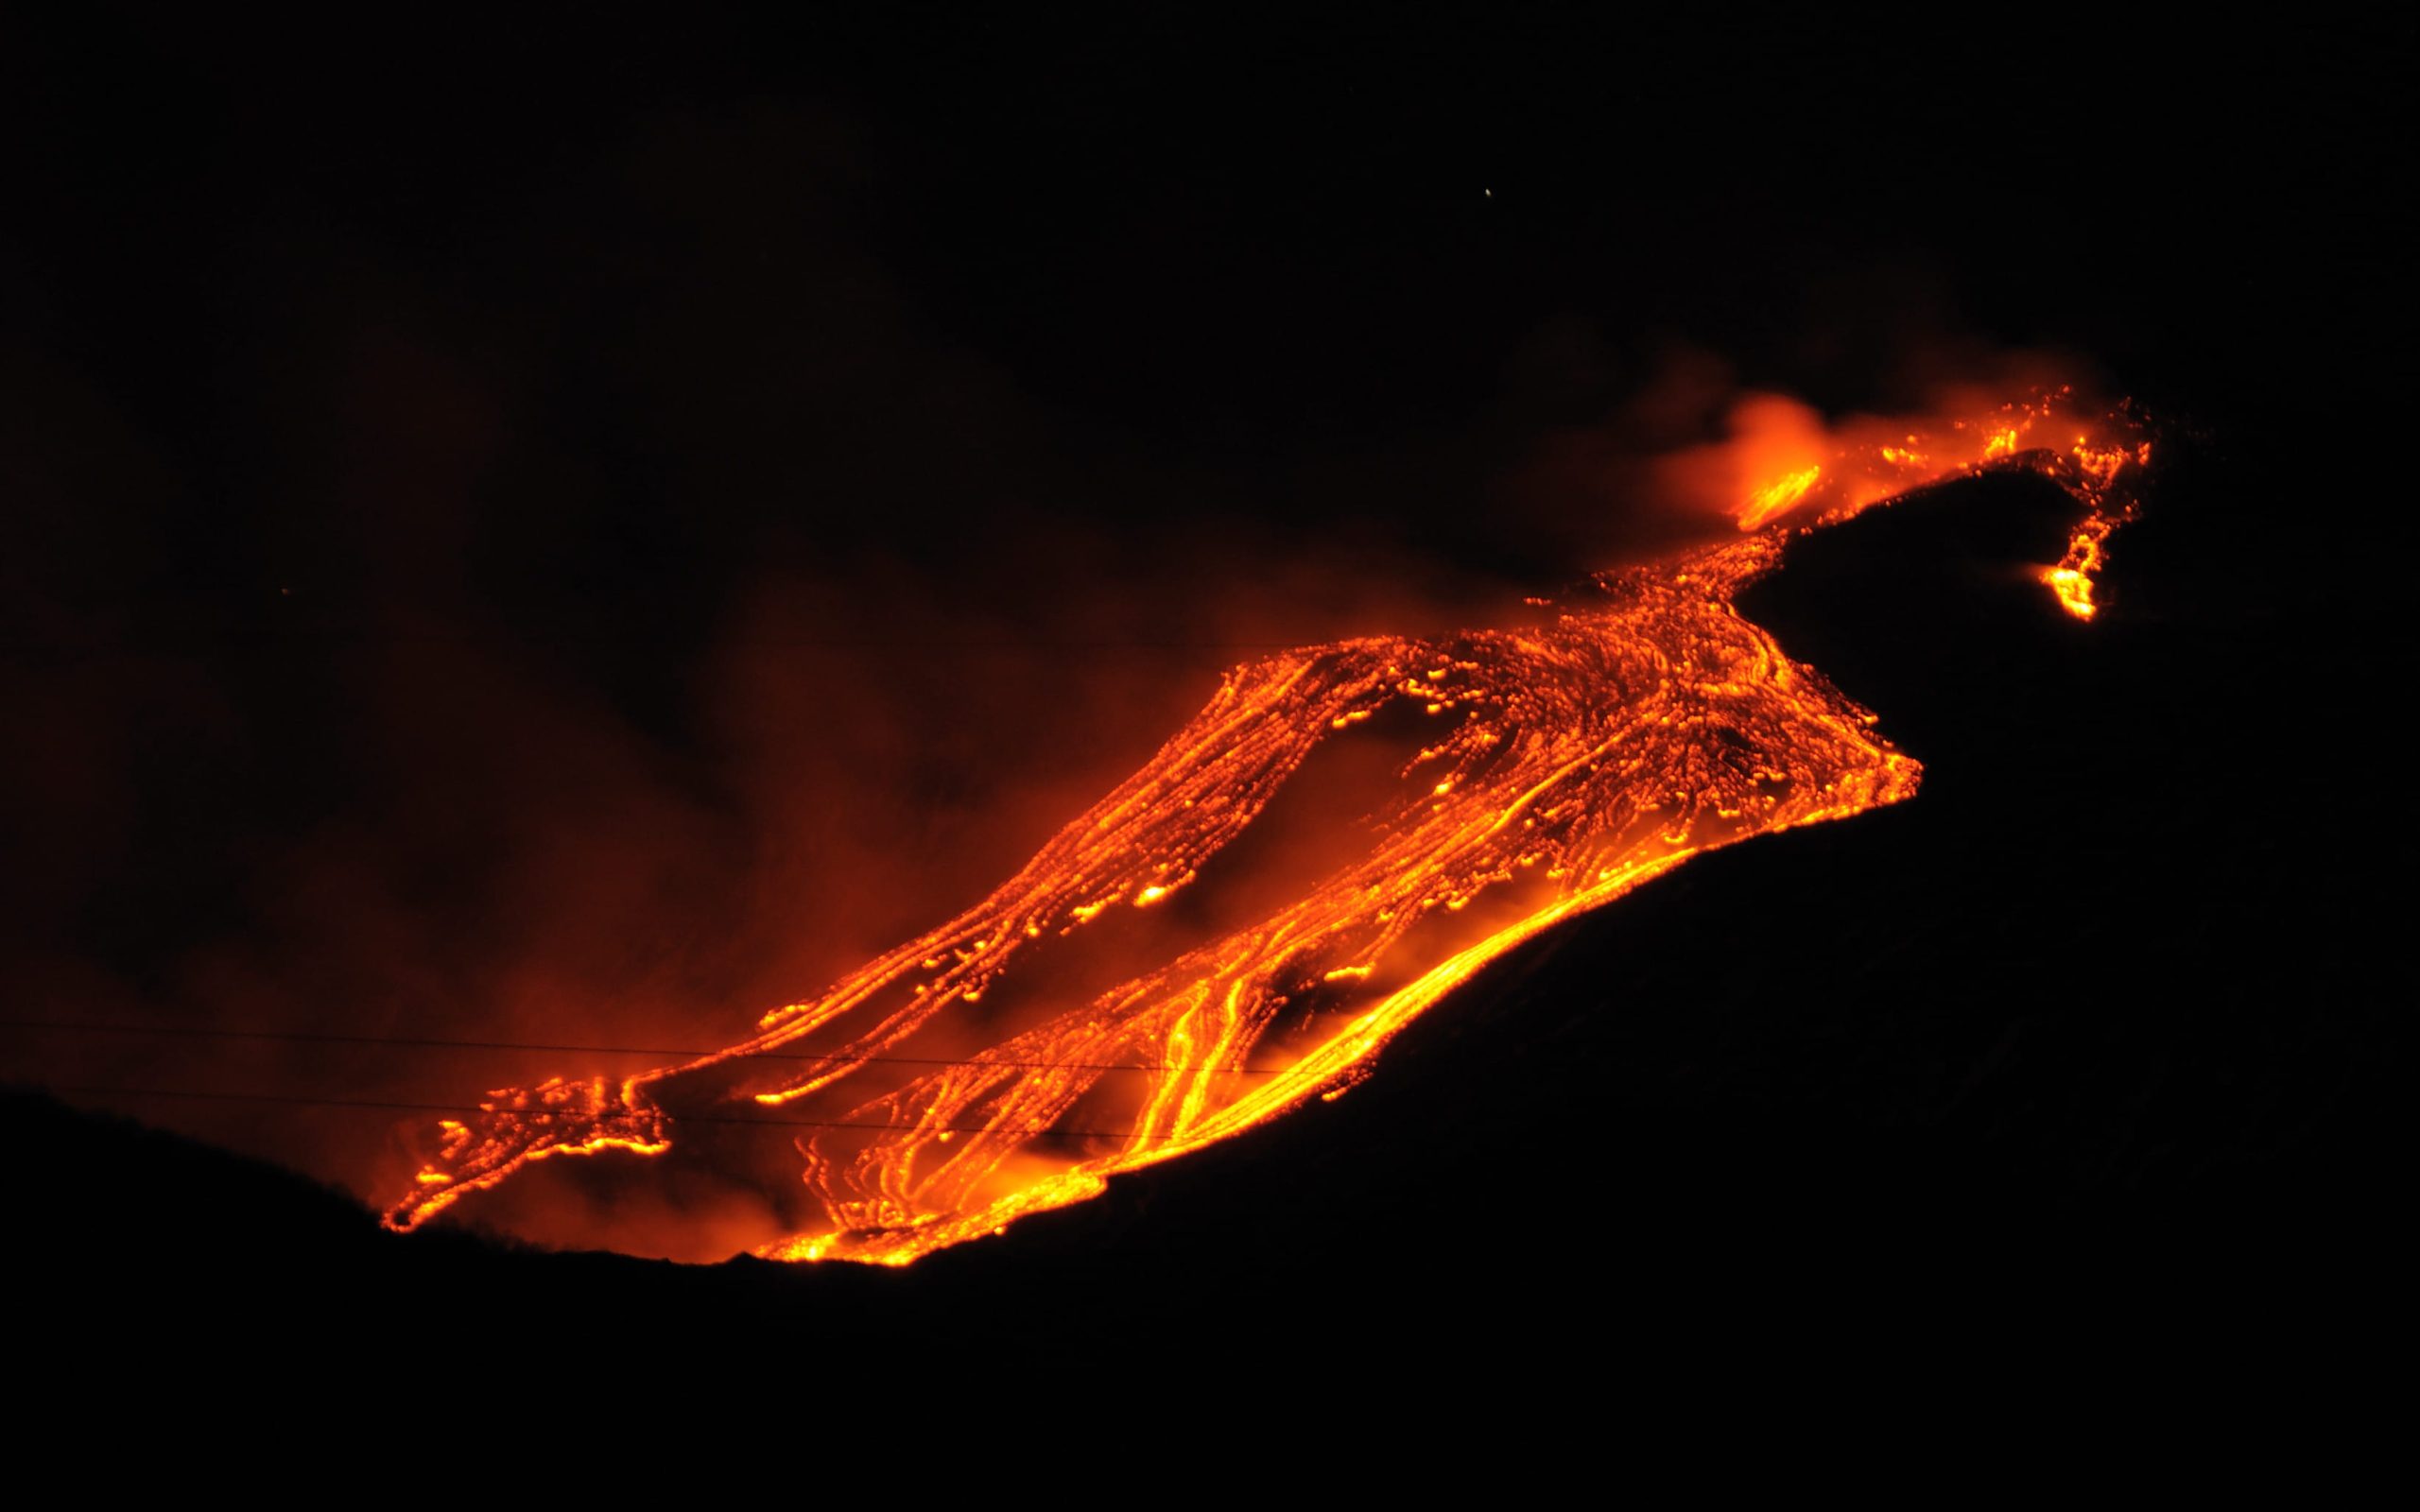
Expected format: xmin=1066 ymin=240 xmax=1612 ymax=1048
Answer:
xmin=8 ymin=462 xmax=2386 ymax=1382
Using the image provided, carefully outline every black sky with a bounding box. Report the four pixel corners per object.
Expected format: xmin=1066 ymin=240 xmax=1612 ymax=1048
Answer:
xmin=0 ymin=7 xmax=2405 ymax=1407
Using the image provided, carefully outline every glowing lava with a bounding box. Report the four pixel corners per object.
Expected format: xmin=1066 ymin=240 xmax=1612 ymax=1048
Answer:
xmin=387 ymin=387 xmax=2150 ymax=1264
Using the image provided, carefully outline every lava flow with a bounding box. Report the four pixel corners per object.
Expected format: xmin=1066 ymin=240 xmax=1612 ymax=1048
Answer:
xmin=387 ymin=387 xmax=2151 ymax=1264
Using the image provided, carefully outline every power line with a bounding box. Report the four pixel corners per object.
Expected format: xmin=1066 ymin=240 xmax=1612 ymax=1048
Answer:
xmin=0 ymin=1016 xmax=1276 ymax=1076
xmin=33 ymin=1081 xmax=1197 ymax=1143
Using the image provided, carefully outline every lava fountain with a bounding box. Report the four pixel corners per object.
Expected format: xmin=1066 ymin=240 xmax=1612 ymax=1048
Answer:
xmin=386 ymin=386 xmax=2151 ymax=1264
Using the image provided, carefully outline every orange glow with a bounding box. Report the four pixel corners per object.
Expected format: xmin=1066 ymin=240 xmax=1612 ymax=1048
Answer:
xmin=1739 ymin=465 xmax=1824 ymax=529
xmin=1700 ymin=386 xmax=2149 ymax=536
xmin=383 ymin=387 xmax=2152 ymax=1264
xmin=2033 ymin=436 xmax=2152 ymax=620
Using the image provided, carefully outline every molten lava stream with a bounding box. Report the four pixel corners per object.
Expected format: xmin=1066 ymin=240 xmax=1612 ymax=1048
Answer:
xmin=388 ymin=387 xmax=2150 ymax=1264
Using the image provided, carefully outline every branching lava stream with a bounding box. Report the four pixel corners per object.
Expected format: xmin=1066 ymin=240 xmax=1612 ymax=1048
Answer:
xmin=387 ymin=387 xmax=2150 ymax=1264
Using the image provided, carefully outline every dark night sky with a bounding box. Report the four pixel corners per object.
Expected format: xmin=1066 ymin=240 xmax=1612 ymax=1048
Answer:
xmin=0 ymin=7 xmax=2405 ymax=1411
